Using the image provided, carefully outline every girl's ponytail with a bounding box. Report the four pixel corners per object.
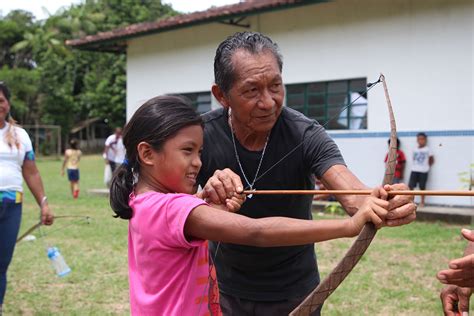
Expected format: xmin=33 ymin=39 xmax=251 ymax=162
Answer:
xmin=0 ymin=82 xmax=19 ymax=150
xmin=5 ymin=114 xmax=20 ymax=150
xmin=109 ymin=161 xmax=136 ymax=219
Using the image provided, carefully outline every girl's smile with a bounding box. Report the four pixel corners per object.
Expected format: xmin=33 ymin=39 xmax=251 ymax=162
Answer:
xmin=148 ymin=124 xmax=203 ymax=194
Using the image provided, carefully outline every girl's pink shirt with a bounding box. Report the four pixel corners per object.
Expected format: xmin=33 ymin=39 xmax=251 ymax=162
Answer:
xmin=128 ymin=191 xmax=210 ymax=316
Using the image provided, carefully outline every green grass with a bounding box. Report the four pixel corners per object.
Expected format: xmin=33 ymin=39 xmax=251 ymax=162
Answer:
xmin=4 ymin=155 xmax=472 ymax=315
xmin=6 ymin=155 xmax=129 ymax=315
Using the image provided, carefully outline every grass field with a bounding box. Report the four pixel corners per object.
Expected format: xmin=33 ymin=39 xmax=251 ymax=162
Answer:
xmin=4 ymin=155 xmax=472 ymax=315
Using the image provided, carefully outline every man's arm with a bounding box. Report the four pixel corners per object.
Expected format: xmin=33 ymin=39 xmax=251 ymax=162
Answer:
xmin=319 ymin=164 xmax=367 ymax=216
xmin=320 ymin=164 xmax=416 ymax=226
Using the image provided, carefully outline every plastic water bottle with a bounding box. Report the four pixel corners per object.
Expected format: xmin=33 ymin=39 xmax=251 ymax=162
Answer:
xmin=47 ymin=247 xmax=71 ymax=277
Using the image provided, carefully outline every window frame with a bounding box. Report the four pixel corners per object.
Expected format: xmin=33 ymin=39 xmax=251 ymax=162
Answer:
xmin=285 ymin=78 xmax=367 ymax=130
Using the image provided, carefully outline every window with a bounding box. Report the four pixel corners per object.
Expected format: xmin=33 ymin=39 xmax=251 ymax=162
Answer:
xmin=179 ymin=92 xmax=212 ymax=114
xmin=286 ymin=78 xmax=367 ymax=130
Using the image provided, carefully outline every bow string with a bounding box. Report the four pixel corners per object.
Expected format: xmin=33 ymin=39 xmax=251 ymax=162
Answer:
xmin=290 ymin=74 xmax=397 ymax=315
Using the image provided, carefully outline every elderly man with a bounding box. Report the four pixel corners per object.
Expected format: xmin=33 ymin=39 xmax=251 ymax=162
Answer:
xmin=197 ymin=31 xmax=416 ymax=315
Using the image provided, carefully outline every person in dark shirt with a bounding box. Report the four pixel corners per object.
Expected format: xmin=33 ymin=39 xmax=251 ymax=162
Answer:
xmin=197 ymin=31 xmax=417 ymax=315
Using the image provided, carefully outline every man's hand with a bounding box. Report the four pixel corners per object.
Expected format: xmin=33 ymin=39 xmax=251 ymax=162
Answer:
xmin=439 ymin=285 xmax=471 ymax=316
xmin=437 ymin=229 xmax=474 ymax=288
xmin=200 ymin=168 xmax=244 ymax=205
xmin=437 ymin=229 xmax=474 ymax=315
xmin=383 ymin=183 xmax=417 ymax=227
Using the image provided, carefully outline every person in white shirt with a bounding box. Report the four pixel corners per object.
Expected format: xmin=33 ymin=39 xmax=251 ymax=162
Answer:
xmin=408 ymin=132 xmax=434 ymax=207
xmin=103 ymin=127 xmax=125 ymax=172
xmin=0 ymin=82 xmax=54 ymax=314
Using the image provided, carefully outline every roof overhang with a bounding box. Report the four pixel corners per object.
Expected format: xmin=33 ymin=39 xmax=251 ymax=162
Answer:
xmin=66 ymin=0 xmax=328 ymax=53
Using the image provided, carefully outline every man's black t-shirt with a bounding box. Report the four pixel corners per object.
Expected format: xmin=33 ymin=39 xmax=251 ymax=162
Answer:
xmin=197 ymin=107 xmax=346 ymax=301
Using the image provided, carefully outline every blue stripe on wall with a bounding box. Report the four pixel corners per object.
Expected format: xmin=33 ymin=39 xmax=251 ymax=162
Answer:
xmin=328 ymin=130 xmax=474 ymax=139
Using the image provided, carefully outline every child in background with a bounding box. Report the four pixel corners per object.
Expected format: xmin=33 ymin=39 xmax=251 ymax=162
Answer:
xmin=384 ymin=137 xmax=406 ymax=184
xmin=61 ymin=139 xmax=82 ymax=198
xmin=409 ymin=132 xmax=434 ymax=207
xmin=109 ymin=95 xmax=390 ymax=315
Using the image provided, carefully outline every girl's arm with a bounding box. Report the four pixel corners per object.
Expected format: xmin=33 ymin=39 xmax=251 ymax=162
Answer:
xmin=22 ymin=160 xmax=54 ymax=225
xmin=61 ymin=151 xmax=68 ymax=175
xmin=184 ymin=189 xmax=388 ymax=247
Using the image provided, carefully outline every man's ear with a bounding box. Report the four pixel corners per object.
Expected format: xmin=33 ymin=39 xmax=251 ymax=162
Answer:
xmin=137 ymin=142 xmax=155 ymax=166
xmin=211 ymin=84 xmax=230 ymax=109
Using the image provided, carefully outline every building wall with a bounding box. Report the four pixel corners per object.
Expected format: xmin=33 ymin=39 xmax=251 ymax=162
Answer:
xmin=126 ymin=0 xmax=473 ymax=205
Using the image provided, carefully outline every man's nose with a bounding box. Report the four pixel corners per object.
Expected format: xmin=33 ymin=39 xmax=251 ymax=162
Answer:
xmin=257 ymin=89 xmax=275 ymax=110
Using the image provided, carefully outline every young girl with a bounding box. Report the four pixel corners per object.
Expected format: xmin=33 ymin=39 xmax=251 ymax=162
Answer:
xmin=109 ymin=95 xmax=389 ymax=315
xmin=61 ymin=139 xmax=82 ymax=198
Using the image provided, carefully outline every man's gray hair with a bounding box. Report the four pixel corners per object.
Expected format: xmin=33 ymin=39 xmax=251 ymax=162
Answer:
xmin=214 ymin=32 xmax=283 ymax=94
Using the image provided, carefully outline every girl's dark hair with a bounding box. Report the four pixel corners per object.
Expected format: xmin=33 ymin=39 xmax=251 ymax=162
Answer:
xmin=110 ymin=95 xmax=203 ymax=220
xmin=0 ymin=82 xmax=11 ymax=102
xmin=70 ymin=138 xmax=79 ymax=149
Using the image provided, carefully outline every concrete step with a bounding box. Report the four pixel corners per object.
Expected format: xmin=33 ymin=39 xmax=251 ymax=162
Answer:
xmin=416 ymin=205 xmax=474 ymax=225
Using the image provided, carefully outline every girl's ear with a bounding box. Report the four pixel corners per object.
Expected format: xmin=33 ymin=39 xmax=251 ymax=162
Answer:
xmin=137 ymin=142 xmax=155 ymax=166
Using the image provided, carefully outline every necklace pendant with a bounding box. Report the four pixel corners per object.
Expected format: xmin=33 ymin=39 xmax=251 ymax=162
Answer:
xmin=247 ymin=187 xmax=255 ymax=199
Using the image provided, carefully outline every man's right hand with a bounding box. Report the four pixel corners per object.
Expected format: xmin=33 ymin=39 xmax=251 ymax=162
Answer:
xmin=200 ymin=168 xmax=244 ymax=205
xmin=440 ymin=284 xmax=471 ymax=316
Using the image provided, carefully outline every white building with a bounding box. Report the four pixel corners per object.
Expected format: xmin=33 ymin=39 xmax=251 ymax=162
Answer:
xmin=68 ymin=0 xmax=474 ymax=206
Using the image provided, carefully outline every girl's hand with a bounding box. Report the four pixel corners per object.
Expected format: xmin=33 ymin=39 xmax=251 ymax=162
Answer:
xmin=348 ymin=186 xmax=389 ymax=236
xmin=41 ymin=205 xmax=54 ymax=225
xmin=209 ymin=192 xmax=246 ymax=213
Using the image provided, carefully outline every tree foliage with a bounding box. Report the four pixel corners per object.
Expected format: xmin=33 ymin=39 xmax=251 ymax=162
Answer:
xmin=0 ymin=1 xmax=177 ymax=145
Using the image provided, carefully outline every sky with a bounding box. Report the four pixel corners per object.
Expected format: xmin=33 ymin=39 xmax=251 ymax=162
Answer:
xmin=1 ymin=0 xmax=241 ymax=20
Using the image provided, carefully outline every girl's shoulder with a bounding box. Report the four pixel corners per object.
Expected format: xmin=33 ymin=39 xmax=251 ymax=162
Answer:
xmin=130 ymin=192 xmax=205 ymax=228
xmin=12 ymin=125 xmax=30 ymax=140
xmin=131 ymin=191 xmax=202 ymax=206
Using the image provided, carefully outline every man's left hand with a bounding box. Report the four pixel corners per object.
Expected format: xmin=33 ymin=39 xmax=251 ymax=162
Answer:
xmin=383 ymin=183 xmax=417 ymax=227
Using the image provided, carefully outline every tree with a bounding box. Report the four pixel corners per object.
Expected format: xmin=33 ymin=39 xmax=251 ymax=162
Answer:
xmin=0 ymin=1 xmax=178 ymax=151
xmin=0 ymin=10 xmax=35 ymax=68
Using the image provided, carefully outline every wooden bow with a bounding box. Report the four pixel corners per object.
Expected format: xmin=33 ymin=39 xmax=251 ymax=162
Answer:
xmin=16 ymin=215 xmax=91 ymax=244
xmin=290 ymin=74 xmax=397 ymax=315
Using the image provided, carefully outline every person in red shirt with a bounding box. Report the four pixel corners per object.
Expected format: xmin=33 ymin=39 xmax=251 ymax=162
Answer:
xmin=384 ymin=138 xmax=406 ymax=184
